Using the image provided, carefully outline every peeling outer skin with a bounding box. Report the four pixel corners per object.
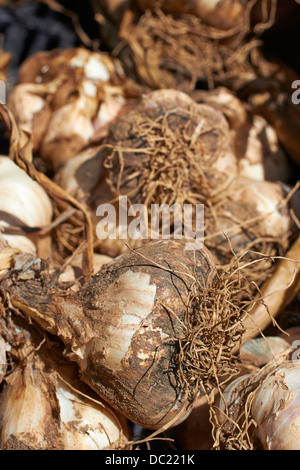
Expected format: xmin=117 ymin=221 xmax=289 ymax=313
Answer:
xmin=7 ymin=240 xmax=216 ymax=429
xmin=11 ymin=48 xmax=128 ymax=172
xmin=104 ymin=89 xmax=238 ymax=202
xmin=135 ymin=0 xmax=246 ymax=30
xmin=219 ymin=360 xmax=300 ymax=450
xmin=0 ymin=353 xmax=130 ymax=450
xmin=204 ymin=176 xmax=292 ymax=265
xmin=0 ymin=335 xmax=7 ymax=383
xmin=251 ymin=363 xmax=300 ymax=450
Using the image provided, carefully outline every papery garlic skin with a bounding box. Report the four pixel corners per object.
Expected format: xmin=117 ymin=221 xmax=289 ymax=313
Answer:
xmin=220 ymin=362 xmax=300 ymax=450
xmin=205 ymin=176 xmax=292 ymax=263
xmin=0 ymin=357 xmax=130 ymax=450
xmin=56 ymin=378 xmax=129 ymax=450
xmin=10 ymin=48 xmax=128 ymax=171
xmin=0 ymin=362 xmax=59 ymax=450
xmin=0 ymin=157 xmax=53 ymax=254
xmin=0 ymin=336 xmax=7 ymax=384
xmin=252 ymin=363 xmax=300 ymax=450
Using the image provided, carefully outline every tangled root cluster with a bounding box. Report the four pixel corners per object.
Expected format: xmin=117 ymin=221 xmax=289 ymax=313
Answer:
xmin=173 ymin=260 xmax=254 ymax=405
xmin=103 ymin=89 xmax=236 ymax=214
xmin=118 ymin=2 xmax=277 ymax=91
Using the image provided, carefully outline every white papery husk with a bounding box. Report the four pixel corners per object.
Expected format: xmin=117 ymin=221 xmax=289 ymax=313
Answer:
xmin=0 ymin=354 xmax=130 ymax=450
xmin=194 ymin=87 xmax=291 ymax=183
xmin=217 ymin=358 xmax=300 ymax=450
xmin=0 ymin=336 xmax=7 ymax=384
xmin=8 ymin=48 xmax=129 ymax=172
xmin=0 ymin=156 xmax=53 ymax=255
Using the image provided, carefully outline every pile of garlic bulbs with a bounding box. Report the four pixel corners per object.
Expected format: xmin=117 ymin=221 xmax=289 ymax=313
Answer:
xmin=8 ymin=48 xmax=132 ymax=172
xmin=0 ymin=0 xmax=299 ymax=452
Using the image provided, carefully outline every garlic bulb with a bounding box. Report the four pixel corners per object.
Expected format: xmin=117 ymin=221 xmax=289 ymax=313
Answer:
xmin=0 ymin=336 xmax=7 ymax=384
xmin=0 ymin=157 xmax=53 ymax=255
xmin=135 ymin=0 xmax=247 ymax=30
xmin=173 ymin=335 xmax=292 ymax=450
xmin=8 ymin=48 xmax=128 ymax=172
xmin=54 ymin=145 xmax=111 ymax=206
xmin=4 ymin=239 xmax=249 ymax=430
xmin=102 ymin=88 xmax=237 ymax=204
xmin=195 ymin=87 xmax=291 ymax=182
xmin=218 ymin=361 xmax=300 ymax=450
xmin=56 ymin=89 xmax=237 ymax=257
xmin=205 ymin=176 xmax=292 ymax=270
xmin=0 ymin=355 xmax=130 ymax=450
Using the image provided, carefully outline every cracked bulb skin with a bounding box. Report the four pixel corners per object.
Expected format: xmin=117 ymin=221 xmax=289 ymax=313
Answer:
xmin=8 ymin=240 xmax=216 ymax=429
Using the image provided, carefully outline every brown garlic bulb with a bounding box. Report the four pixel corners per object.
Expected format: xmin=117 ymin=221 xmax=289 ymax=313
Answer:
xmin=4 ymin=239 xmax=247 ymax=430
xmin=194 ymin=87 xmax=291 ymax=183
xmin=205 ymin=176 xmax=293 ymax=269
xmin=0 ymin=354 xmax=130 ymax=450
xmin=8 ymin=48 xmax=129 ymax=172
xmin=101 ymin=88 xmax=237 ymax=204
xmin=55 ymin=89 xmax=238 ymax=257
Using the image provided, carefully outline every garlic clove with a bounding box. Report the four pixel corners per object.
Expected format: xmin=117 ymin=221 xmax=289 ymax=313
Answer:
xmin=7 ymin=83 xmax=46 ymax=135
xmin=56 ymin=378 xmax=129 ymax=450
xmin=217 ymin=358 xmax=300 ymax=450
xmin=0 ymin=157 xmax=53 ymax=227
xmin=11 ymin=48 xmax=129 ymax=172
xmin=251 ymin=363 xmax=300 ymax=450
xmin=40 ymin=95 xmax=97 ymax=172
xmin=239 ymin=115 xmax=291 ymax=183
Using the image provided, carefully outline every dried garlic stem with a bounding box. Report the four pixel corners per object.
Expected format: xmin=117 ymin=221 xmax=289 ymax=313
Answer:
xmin=239 ymin=235 xmax=300 ymax=348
